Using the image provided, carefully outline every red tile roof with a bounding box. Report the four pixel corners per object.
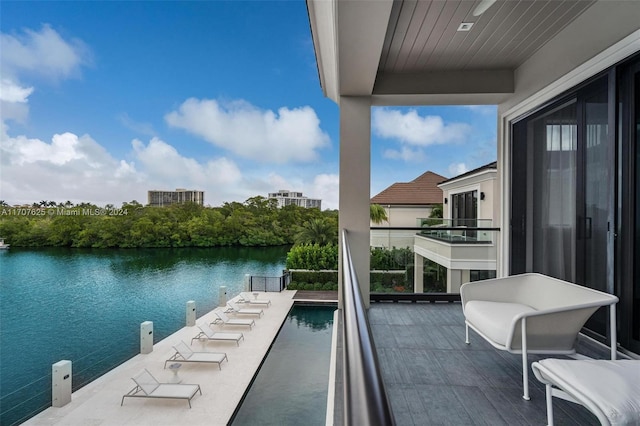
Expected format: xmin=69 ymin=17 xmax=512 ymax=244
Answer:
xmin=371 ymin=171 xmax=446 ymax=205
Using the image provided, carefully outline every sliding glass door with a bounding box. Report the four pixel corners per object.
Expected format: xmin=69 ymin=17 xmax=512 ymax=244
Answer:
xmin=579 ymin=82 xmax=611 ymax=335
xmin=620 ymin=58 xmax=640 ymax=353
xmin=511 ymin=76 xmax=612 ymax=339
xmin=512 ymin=54 xmax=640 ymax=352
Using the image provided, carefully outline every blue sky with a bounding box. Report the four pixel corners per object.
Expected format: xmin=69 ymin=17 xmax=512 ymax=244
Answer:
xmin=0 ymin=1 xmax=497 ymax=210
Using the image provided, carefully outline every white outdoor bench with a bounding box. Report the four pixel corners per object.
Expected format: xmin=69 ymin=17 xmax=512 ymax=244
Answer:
xmin=461 ymin=273 xmax=619 ymax=400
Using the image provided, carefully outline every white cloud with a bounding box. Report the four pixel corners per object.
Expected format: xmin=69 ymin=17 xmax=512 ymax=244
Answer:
xmin=310 ymin=173 xmax=339 ymax=210
xmin=2 ymin=132 xmax=103 ymax=166
xmin=0 ymin=128 xmax=270 ymax=207
xmin=0 ymin=78 xmax=33 ymax=103
xmin=462 ymin=105 xmax=497 ymax=115
xmin=0 ymin=24 xmax=90 ymax=81
xmin=0 ymin=128 xmax=339 ymax=209
xmin=165 ymin=98 xmax=331 ymax=164
xmin=373 ymin=108 xmax=470 ymax=146
xmin=0 ymin=131 xmax=141 ymax=204
xmin=448 ymin=162 xmax=468 ymax=176
xmin=383 ymin=146 xmax=426 ymax=162
xmin=132 ymin=137 xmax=242 ymax=188
xmin=1 ymin=25 xmax=91 ymax=128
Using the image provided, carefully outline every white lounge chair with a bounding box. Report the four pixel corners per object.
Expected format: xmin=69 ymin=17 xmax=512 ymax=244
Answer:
xmin=461 ymin=273 xmax=619 ymax=400
xmin=164 ymin=341 xmax=228 ymax=370
xmin=532 ymin=359 xmax=640 ymax=425
xmin=212 ymin=310 xmax=255 ymax=329
xmin=191 ymin=323 xmax=244 ymax=346
xmin=121 ymin=369 xmax=201 ymax=408
xmin=239 ymin=292 xmax=272 ymax=307
xmin=226 ymin=301 xmax=263 ymax=317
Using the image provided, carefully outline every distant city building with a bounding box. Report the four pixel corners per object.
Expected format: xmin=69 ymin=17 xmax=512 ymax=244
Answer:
xmin=267 ymin=190 xmax=322 ymax=209
xmin=147 ymin=189 xmax=204 ymax=207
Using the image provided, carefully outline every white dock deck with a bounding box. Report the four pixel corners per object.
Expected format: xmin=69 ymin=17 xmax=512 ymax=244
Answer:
xmin=24 ymin=291 xmax=296 ymax=426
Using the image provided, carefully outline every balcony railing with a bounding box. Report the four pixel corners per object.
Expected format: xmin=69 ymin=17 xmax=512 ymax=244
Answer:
xmin=418 ymin=218 xmax=496 ymax=243
xmin=341 ymin=229 xmax=395 ymax=425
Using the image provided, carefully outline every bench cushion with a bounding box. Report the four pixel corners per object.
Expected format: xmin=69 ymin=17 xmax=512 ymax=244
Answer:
xmin=465 ymin=301 xmax=536 ymax=346
xmin=536 ymin=359 xmax=640 ymax=425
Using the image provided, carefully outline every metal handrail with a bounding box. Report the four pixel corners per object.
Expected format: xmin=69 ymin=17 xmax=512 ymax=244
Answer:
xmin=341 ymin=229 xmax=395 ymax=426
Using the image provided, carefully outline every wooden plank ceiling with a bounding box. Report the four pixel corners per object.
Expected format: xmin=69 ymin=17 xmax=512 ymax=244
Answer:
xmin=379 ymin=0 xmax=596 ymax=73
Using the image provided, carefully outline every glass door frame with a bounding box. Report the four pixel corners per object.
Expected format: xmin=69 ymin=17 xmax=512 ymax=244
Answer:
xmin=618 ymin=57 xmax=640 ymax=353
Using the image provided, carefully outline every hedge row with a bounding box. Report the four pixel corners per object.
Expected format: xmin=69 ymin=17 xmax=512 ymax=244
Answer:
xmin=287 ymin=268 xmax=445 ymax=293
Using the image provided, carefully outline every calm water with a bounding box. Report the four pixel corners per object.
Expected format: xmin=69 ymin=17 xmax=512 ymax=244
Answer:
xmin=231 ymin=304 xmax=335 ymax=426
xmin=0 ymin=246 xmax=289 ymax=426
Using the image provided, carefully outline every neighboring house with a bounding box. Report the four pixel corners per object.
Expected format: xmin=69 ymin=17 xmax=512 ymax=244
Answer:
xmin=147 ymin=189 xmax=204 ymax=207
xmin=268 ymin=190 xmax=322 ymax=209
xmin=414 ymin=162 xmax=498 ymax=293
xmin=370 ymin=171 xmax=445 ymax=248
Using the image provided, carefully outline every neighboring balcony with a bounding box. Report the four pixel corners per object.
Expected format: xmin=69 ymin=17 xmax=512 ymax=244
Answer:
xmin=371 ymin=219 xmax=499 ymax=295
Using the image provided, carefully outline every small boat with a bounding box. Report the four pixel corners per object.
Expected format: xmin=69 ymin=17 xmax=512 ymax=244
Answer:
xmin=0 ymin=239 xmax=10 ymax=250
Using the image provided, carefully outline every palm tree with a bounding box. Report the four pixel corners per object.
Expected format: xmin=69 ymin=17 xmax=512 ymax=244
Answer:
xmin=294 ymin=218 xmax=338 ymax=245
xmin=370 ymin=204 xmax=388 ymax=224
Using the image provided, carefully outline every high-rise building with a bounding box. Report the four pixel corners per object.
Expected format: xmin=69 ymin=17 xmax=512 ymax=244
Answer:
xmin=147 ymin=188 xmax=204 ymax=207
xmin=267 ymin=190 xmax=321 ymax=209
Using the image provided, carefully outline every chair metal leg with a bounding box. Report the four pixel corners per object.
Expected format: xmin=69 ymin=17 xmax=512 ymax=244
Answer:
xmin=610 ymin=304 xmax=617 ymax=360
xmin=522 ymin=318 xmax=530 ymax=400
xmin=545 ymin=384 xmax=554 ymax=426
xmin=465 ymin=323 xmax=470 ymax=344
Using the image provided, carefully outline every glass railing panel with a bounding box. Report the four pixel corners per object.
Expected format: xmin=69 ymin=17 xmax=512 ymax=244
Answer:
xmin=417 ymin=218 xmax=495 ymax=243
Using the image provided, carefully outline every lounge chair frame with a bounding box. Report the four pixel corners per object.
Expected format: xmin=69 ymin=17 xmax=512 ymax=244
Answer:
xmin=239 ymin=292 xmax=272 ymax=307
xmin=212 ymin=310 xmax=255 ymax=329
xmin=225 ymin=301 xmax=264 ymax=317
xmin=191 ymin=324 xmax=244 ymax=346
xmin=121 ymin=369 xmax=202 ymax=408
xmin=164 ymin=341 xmax=228 ymax=370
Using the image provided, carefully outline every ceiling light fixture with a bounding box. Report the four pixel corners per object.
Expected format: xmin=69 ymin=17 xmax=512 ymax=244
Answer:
xmin=458 ymin=22 xmax=474 ymax=32
xmin=472 ymin=0 xmax=497 ymax=16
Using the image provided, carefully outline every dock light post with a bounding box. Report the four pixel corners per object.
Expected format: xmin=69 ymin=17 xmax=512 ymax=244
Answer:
xmin=140 ymin=321 xmax=153 ymax=354
xmin=186 ymin=300 xmax=196 ymax=326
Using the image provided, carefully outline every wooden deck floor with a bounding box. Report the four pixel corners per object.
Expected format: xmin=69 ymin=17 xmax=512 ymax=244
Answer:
xmin=334 ymin=302 xmax=607 ymax=425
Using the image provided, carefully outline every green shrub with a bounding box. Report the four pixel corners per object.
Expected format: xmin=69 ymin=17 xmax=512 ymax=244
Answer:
xmin=287 ymin=282 xmax=298 ymax=290
xmin=290 ymin=270 xmax=338 ymax=284
xmin=322 ymin=282 xmax=335 ymax=291
xmin=303 ymin=283 xmax=315 ymax=290
xmin=286 ymin=244 xmax=338 ymax=270
xmin=313 ymin=282 xmax=324 ymax=291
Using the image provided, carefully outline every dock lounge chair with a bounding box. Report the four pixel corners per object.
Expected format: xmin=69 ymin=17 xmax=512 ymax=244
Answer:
xmin=121 ymin=369 xmax=201 ymax=408
xmin=191 ymin=323 xmax=244 ymax=346
xmin=164 ymin=341 xmax=228 ymax=370
xmin=532 ymin=359 xmax=640 ymax=425
xmin=239 ymin=292 xmax=272 ymax=307
xmin=461 ymin=273 xmax=618 ymax=400
xmin=212 ymin=310 xmax=255 ymax=329
xmin=226 ymin=301 xmax=263 ymax=317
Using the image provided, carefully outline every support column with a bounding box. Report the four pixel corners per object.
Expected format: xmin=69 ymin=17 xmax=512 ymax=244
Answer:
xmin=461 ymin=269 xmax=471 ymax=287
xmin=447 ymin=269 xmax=463 ymax=293
xmin=338 ymin=96 xmax=371 ymax=309
xmin=414 ymin=253 xmax=424 ymax=293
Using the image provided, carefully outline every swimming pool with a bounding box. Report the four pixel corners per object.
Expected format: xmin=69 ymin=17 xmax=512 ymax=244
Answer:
xmin=230 ymin=304 xmax=336 ymax=426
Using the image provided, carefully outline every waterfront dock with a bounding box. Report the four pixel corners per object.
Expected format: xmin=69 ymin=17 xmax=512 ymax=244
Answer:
xmin=24 ymin=291 xmax=297 ymax=426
